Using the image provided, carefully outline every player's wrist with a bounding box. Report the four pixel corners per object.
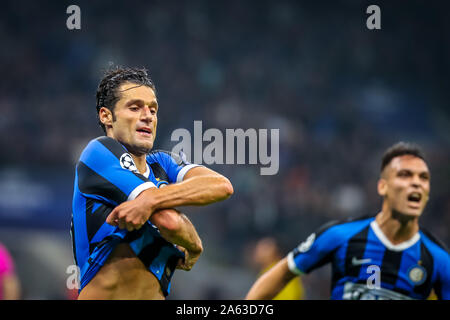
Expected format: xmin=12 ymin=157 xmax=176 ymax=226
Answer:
xmin=141 ymin=187 xmax=160 ymax=214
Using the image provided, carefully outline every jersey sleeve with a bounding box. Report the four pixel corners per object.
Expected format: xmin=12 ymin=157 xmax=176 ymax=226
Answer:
xmin=436 ymin=251 xmax=450 ymax=300
xmin=146 ymin=150 xmax=203 ymax=183
xmin=287 ymin=221 xmax=344 ymax=275
xmin=76 ymin=136 xmax=156 ymax=206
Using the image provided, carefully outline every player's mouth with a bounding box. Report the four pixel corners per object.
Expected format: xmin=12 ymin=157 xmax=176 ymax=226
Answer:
xmin=136 ymin=127 xmax=153 ymax=137
xmin=406 ymin=191 xmax=422 ymax=208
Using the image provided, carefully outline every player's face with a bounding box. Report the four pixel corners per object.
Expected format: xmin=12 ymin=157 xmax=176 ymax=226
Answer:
xmin=105 ymin=82 xmax=158 ymax=155
xmin=379 ymin=155 xmax=430 ymax=217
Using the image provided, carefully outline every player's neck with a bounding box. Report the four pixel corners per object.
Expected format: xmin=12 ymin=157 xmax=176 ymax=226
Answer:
xmin=105 ymin=133 xmax=149 ymax=175
xmin=376 ymin=208 xmax=419 ymax=245
xmin=130 ymin=154 xmax=147 ymax=174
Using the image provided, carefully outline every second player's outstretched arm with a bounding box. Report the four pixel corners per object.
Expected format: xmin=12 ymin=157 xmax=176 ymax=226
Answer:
xmin=245 ymin=257 xmax=297 ymax=300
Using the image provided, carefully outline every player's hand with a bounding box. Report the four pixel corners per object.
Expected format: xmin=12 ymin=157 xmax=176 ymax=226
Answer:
xmin=106 ymin=197 xmax=152 ymax=231
xmin=175 ymin=245 xmax=201 ymax=271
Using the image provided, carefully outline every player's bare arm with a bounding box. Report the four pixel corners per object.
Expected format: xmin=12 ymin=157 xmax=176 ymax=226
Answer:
xmin=150 ymin=208 xmax=203 ymax=271
xmin=106 ymin=166 xmax=233 ymax=231
xmin=245 ymin=257 xmax=297 ymax=300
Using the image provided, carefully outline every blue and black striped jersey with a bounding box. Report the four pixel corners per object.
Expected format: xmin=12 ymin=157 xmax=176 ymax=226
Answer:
xmin=287 ymin=216 xmax=450 ymax=300
xmin=71 ymin=136 xmax=201 ymax=296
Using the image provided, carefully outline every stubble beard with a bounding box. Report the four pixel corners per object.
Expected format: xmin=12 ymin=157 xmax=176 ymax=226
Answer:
xmin=390 ymin=208 xmax=420 ymax=225
xmin=123 ymin=139 xmax=153 ymax=157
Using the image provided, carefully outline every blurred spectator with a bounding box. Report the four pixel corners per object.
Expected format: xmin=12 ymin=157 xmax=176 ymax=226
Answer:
xmin=251 ymin=237 xmax=304 ymax=300
xmin=0 ymin=242 xmax=21 ymax=300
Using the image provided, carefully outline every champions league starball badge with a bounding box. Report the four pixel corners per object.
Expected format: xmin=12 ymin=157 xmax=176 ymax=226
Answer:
xmin=120 ymin=153 xmax=138 ymax=172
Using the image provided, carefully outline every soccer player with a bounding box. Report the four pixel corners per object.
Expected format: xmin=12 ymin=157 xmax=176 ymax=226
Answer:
xmin=71 ymin=67 xmax=233 ymax=299
xmin=246 ymin=142 xmax=450 ymax=300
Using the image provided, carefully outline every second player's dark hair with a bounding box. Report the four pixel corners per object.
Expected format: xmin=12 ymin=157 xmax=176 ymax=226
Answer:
xmin=381 ymin=142 xmax=425 ymax=172
xmin=96 ymin=66 xmax=156 ymax=133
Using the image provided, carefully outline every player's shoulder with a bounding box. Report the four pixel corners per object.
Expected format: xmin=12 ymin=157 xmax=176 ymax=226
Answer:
xmin=291 ymin=216 xmax=374 ymax=255
xmin=316 ymin=214 xmax=374 ymax=239
xmin=147 ymin=149 xmax=189 ymax=167
xmin=82 ymin=136 xmax=126 ymax=155
xmin=419 ymin=228 xmax=450 ymax=258
xmin=146 ymin=149 xmax=173 ymax=162
xmin=79 ymin=136 xmax=130 ymax=165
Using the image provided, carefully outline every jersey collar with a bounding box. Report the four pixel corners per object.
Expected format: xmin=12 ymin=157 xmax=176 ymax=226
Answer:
xmin=142 ymin=164 xmax=150 ymax=178
xmin=370 ymin=220 xmax=420 ymax=251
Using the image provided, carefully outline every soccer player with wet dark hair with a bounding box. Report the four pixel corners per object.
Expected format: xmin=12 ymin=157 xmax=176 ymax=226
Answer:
xmin=71 ymin=67 xmax=233 ymax=299
xmin=246 ymin=142 xmax=449 ymax=300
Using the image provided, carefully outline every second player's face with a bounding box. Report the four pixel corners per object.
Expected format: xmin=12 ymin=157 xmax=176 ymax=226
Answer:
xmin=109 ymin=82 xmax=158 ymax=155
xmin=380 ymin=155 xmax=430 ymax=218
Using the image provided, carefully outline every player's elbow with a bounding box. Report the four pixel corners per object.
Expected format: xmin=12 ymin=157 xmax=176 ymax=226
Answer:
xmin=151 ymin=208 xmax=182 ymax=233
xmin=192 ymin=237 xmax=203 ymax=255
xmin=219 ymin=176 xmax=234 ymax=199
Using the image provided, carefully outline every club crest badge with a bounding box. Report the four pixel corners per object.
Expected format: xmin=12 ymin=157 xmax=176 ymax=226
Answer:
xmin=120 ymin=153 xmax=138 ymax=172
xmin=157 ymin=180 xmax=169 ymax=188
xmin=408 ymin=265 xmax=427 ymax=286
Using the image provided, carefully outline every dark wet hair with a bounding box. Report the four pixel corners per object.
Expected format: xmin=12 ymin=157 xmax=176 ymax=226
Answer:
xmin=95 ymin=66 xmax=156 ymax=133
xmin=381 ymin=142 xmax=426 ymax=172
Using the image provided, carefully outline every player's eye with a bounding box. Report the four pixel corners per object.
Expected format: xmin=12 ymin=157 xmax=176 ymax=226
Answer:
xmin=397 ymin=170 xmax=412 ymax=177
xmin=129 ymin=106 xmax=139 ymax=111
xmin=420 ymin=173 xmax=430 ymax=181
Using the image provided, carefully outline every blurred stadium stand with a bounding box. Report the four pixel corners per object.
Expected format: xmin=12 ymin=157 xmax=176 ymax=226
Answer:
xmin=0 ymin=0 xmax=449 ymax=299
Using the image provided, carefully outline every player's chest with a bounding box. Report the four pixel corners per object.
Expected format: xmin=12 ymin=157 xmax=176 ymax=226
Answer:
xmin=335 ymin=239 xmax=430 ymax=288
xmin=146 ymin=163 xmax=170 ymax=188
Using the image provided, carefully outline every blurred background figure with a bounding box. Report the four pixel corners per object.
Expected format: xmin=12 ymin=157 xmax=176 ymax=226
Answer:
xmin=0 ymin=242 xmax=21 ymax=300
xmin=251 ymin=237 xmax=304 ymax=300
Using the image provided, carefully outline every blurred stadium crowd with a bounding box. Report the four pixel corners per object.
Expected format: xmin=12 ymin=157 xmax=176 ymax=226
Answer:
xmin=0 ymin=1 xmax=449 ymax=299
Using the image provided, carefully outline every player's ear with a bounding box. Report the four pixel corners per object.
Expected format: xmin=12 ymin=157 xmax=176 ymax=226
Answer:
xmin=377 ymin=178 xmax=387 ymax=197
xmin=99 ymin=107 xmax=114 ymax=128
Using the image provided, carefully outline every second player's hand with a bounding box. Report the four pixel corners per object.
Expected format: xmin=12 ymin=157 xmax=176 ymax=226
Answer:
xmin=106 ymin=197 xmax=152 ymax=231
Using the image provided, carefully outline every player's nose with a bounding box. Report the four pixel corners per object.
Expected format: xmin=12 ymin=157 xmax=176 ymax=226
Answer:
xmin=410 ymin=174 xmax=422 ymax=188
xmin=140 ymin=106 xmax=154 ymax=122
